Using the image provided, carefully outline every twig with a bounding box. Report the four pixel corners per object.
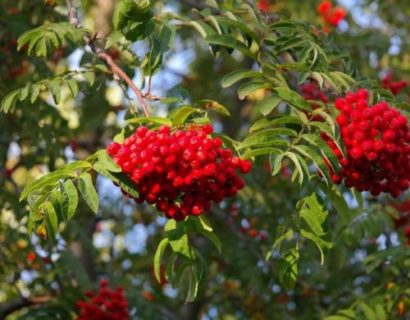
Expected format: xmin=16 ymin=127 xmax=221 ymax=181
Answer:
xmin=65 ymin=0 xmax=150 ymax=117
xmin=143 ymin=93 xmax=163 ymax=101
xmin=0 ymin=295 xmax=53 ymax=318
xmin=146 ymin=74 xmax=152 ymax=96
xmin=95 ymin=51 xmax=150 ymax=116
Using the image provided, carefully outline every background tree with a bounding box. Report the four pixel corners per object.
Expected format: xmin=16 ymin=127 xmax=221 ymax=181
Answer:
xmin=0 ymin=0 xmax=409 ymax=319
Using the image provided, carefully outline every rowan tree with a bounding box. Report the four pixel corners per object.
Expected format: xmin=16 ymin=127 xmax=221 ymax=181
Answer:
xmin=0 ymin=0 xmax=409 ymax=319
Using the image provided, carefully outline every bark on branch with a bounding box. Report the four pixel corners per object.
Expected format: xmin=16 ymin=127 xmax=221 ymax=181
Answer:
xmin=0 ymin=295 xmax=53 ymax=319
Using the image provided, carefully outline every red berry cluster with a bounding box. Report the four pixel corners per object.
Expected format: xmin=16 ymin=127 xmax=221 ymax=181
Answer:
xmin=317 ymin=0 xmax=346 ymax=27
xmin=229 ymin=205 xmax=267 ymax=241
xmin=107 ymin=125 xmax=252 ymax=221
xmin=300 ymin=82 xmax=329 ymax=104
xmin=324 ymin=89 xmax=410 ymax=197
xmin=240 ymin=224 xmax=268 ymax=241
xmin=76 ymin=280 xmax=129 ymax=320
xmin=257 ymin=0 xmax=269 ymax=12
xmin=392 ymin=200 xmax=410 ymax=245
xmin=382 ymin=72 xmax=408 ymax=95
xmin=300 ymin=81 xmax=329 ymax=121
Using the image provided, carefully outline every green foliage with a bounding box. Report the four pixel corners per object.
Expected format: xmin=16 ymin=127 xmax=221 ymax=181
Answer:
xmin=17 ymin=22 xmax=87 ymax=57
xmin=113 ymin=0 xmax=155 ymax=41
xmin=1 ymin=0 xmax=410 ymax=318
xmin=153 ymin=216 xmax=221 ymax=302
xmin=325 ymin=303 xmax=388 ymax=320
xmin=78 ymin=172 xmax=99 ymax=213
xmin=141 ymin=25 xmax=175 ymax=76
xmin=299 ymin=193 xmax=332 ymax=264
xmin=1 ymin=68 xmax=100 ymax=112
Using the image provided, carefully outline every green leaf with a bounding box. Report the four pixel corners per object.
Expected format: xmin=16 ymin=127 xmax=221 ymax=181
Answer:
xmin=205 ymin=34 xmax=256 ymax=59
xmin=292 ymin=145 xmax=329 ymax=181
xmin=271 ymin=153 xmax=285 ymax=176
xmin=141 ymin=37 xmax=163 ymax=76
xmin=44 ymin=201 xmax=58 ymax=239
xmin=30 ymin=84 xmax=41 ymax=103
xmin=61 ymin=180 xmax=78 ymax=220
xmin=300 ymin=229 xmax=332 ymax=264
xmin=238 ymin=128 xmax=295 ymax=150
xmin=127 ymin=116 xmax=172 ymax=126
xmin=188 ymin=20 xmax=217 ymax=39
xmin=113 ymin=0 xmax=154 ymax=41
xmin=323 ymin=316 xmax=352 ymax=320
xmin=1 ymin=90 xmax=19 ymax=113
xmin=185 ymin=267 xmax=199 ymax=303
xmin=242 ymin=147 xmax=282 ymax=159
xmin=359 ymin=303 xmax=377 ymax=320
xmin=299 ymin=193 xmax=328 ymax=236
xmin=337 ymin=309 xmax=356 ymax=318
xmin=196 ymin=99 xmax=230 ymax=116
xmin=276 ymin=248 xmax=299 ymax=289
xmin=82 ymin=71 xmax=95 ymax=86
xmin=93 ymin=163 xmax=139 ymax=198
xmin=154 ymin=238 xmax=169 ymax=283
xmin=374 ymin=305 xmax=387 ymax=320
xmin=249 ymin=116 xmax=302 ymax=132
xmin=186 ymin=216 xmax=221 ymax=254
xmin=257 ymin=96 xmax=282 ymax=116
xmin=78 ymin=172 xmax=99 ymax=213
xmin=18 ymin=22 xmax=86 ymax=57
xmin=214 ymin=15 xmax=259 ymax=42
xmin=165 ymin=220 xmax=195 ymax=260
xmin=238 ymin=81 xmax=271 ymax=100
xmin=310 ymin=72 xmax=324 ymax=88
xmin=170 ymin=106 xmax=201 ymax=126
xmin=95 ymin=150 xmax=122 ymax=173
xmin=284 ymin=152 xmax=304 ymax=185
xmin=275 ymin=87 xmax=311 ymax=111
xmin=50 ymin=191 xmax=64 ymax=225
xmin=49 ymin=79 xmax=62 ymax=104
xmin=165 ymin=253 xmax=178 ymax=283
xmin=20 ymin=160 xmax=91 ymax=201
xmin=18 ymin=85 xmax=30 ymax=101
xmin=221 ymin=69 xmax=263 ymax=88
xmin=321 ymin=185 xmax=352 ymax=223
xmin=35 ymin=37 xmax=48 ymax=57
xmin=304 ymin=134 xmax=340 ymax=173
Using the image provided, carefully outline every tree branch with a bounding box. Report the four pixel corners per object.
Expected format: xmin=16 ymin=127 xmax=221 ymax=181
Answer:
xmin=0 ymin=298 xmax=32 ymax=319
xmin=0 ymin=296 xmax=53 ymax=319
xmin=95 ymin=51 xmax=150 ymax=116
xmin=65 ymin=0 xmax=150 ymax=117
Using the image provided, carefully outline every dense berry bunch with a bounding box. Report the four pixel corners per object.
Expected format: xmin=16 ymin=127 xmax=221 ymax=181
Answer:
xmin=107 ymin=125 xmax=252 ymax=221
xmin=257 ymin=0 xmax=269 ymax=12
xmin=300 ymin=82 xmax=329 ymax=104
xmin=324 ymin=89 xmax=410 ymax=197
xmin=317 ymin=0 xmax=346 ymax=27
xmin=382 ymin=72 xmax=408 ymax=95
xmin=76 ymin=280 xmax=129 ymax=320
xmin=392 ymin=201 xmax=410 ymax=245
xmin=300 ymin=82 xmax=329 ymax=121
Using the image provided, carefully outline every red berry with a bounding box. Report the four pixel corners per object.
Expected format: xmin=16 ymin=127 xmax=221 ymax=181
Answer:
xmin=76 ymin=280 xmax=129 ymax=320
xmin=317 ymin=0 xmax=332 ymax=14
xmin=107 ymin=142 xmax=121 ymax=156
xmin=107 ymin=124 xmax=252 ymax=220
xmin=239 ymin=159 xmax=252 ymax=174
xmin=326 ymin=88 xmax=410 ymax=197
